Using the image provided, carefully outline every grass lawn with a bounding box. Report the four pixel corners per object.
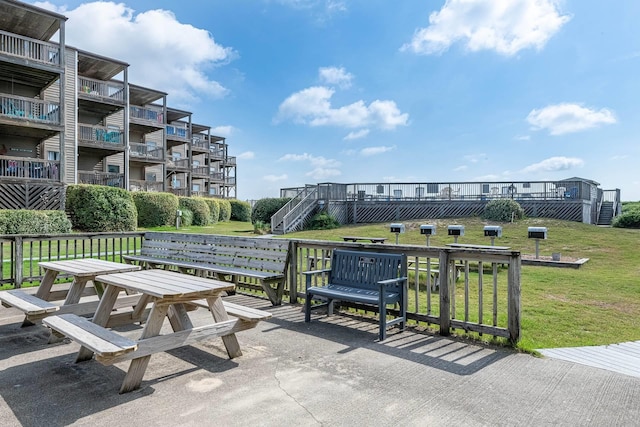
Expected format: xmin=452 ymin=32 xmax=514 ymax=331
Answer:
xmin=146 ymin=217 xmax=640 ymax=352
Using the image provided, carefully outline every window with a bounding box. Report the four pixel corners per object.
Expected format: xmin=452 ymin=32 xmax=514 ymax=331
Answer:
xmin=427 ymin=183 xmax=439 ymax=193
xmin=376 ymin=185 xmax=384 ymax=194
xmin=172 ymin=152 xmax=181 ymax=161
xmin=209 ymin=188 xmax=217 ymax=195
xmin=415 ymin=187 xmax=425 ymax=198
xmin=192 ymin=184 xmax=200 ymax=192
xmin=48 ymin=151 xmax=60 ymax=161
xmin=393 ymin=189 xmax=403 ymax=198
xmin=482 ymin=184 xmax=490 ymax=193
xmin=523 ymin=182 xmax=531 ymax=188
xmin=107 ymin=165 xmax=120 ymax=173
xmin=193 ymin=160 xmax=200 ymax=167
xmin=172 ymin=178 xmax=181 ymax=188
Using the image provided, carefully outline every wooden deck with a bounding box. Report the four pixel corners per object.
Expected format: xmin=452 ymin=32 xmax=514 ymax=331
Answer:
xmin=539 ymin=341 xmax=640 ymax=378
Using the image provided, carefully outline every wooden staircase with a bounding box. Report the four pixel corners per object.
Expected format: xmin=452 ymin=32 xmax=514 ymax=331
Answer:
xmin=597 ymin=201 xmax=614 ymax=225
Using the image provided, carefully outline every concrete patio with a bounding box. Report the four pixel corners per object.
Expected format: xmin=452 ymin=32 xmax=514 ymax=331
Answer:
xmin=1 ymin=294 xmax=638 ymax=426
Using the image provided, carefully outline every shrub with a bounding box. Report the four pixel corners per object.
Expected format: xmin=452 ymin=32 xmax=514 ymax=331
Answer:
xmin=66 ymin=185 xmax=137 ymax=232
xmin=179 ymin=207 xmax=193 ymax=227
xmin=133 ymin=192 xmax=179 ymax=227
xmin=0 ymin=210 xmax=71 ymax=234
xmin=612 ymin=210 xmax=640 ymax=228
xmin=251 ymin=198 xmax=290 ymax=224
xmin=253 ymin=220 xmax=270 ymax=235
xmin=229 ymin=199 xmax=251 ymax=222
xmin=308 ymin=212 xmax=340 ymax=230
xmin=203 ymin=198 xmax=220 ymax=224
xmin=178 ymin=197 xmax=211 ymax=226
xmin=218 ymin=199 xmax=232 ymax=222
xmin=482 ymin=199 xmax=525 ymax=222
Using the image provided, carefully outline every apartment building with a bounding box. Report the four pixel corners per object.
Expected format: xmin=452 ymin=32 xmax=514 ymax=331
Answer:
xmin=0 ymin=0 xmax=236 ymax=210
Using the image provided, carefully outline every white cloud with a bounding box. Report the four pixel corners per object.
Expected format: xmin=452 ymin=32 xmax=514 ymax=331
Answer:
xmin=263 ymin=174 xmax=288 ymax=182
xmin=527 ymin=103 xmax=617 ymax=135
xmin=319 ymin=66 xmax=353 ymax=89
xmin=463 ymin=153 xmax=487 ymax=163
xmin=453 ymin=165 xmax=468 ymax=172
xmin=402 ymin=0 xmax=570 ymax=56
xmin=237 ymin=151 xmax=255 ymax=160
xmin=344 ymin=129 xmax=370 ymax=140
xmin=277 ymin=86 xmax=408 ymax=130
xmin=609 ymin=154 xmax=629 ymax=161
xmin=521 ymin=156 xmax=584 ymax=173
xmin=515 ymin=135 xmax=531 ymax=141
xmin=35 ymin=1 xmax=234 ymax=103
xmin=211 ymin=126 xmax=235 ymax=136
xmin=360 ymin=145 xmax=396 ymax=156
xmin=279 ymin=152 xmax=340 ymax=168
xmin=305 ymin=168 xmax=341 ymax=180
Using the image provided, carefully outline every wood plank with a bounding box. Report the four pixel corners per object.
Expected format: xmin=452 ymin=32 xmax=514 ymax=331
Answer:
xmin=43 ymin=314 xmax=137 ymax=357
xmin=189 ymin=299 xmax=272 ymax=321
xmin=0 ymin=290 xmax=59 ymax=315
xmin=38 ymin=259 xmax=141 ymax=276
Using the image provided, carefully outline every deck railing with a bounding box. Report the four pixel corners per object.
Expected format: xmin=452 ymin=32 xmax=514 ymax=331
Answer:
xmin=130 ymin=106 xmax=164 ymax=125
xmin=130 ymin=143 xmax=163 ymax=161
xmin=78 ymin=124 xmax=124 ymax=147
xmin=209 ymin=149 xmax=225 ymax=160
xmin=168 ymin=188 xmax=189 ymax=196
xmin=225 ymin=156 xmax=236 ymax=166
xmin=129 ymin=180 xmax=163 ymax=192
xmin=0 ymin=30 xmax=61 ymax=66
xmin=77 ymin=171 xmax=124 ymax=187
xmin=166 ymin=124 xmax=189 ymax=140
xmin=166 ymin=158 xmax=190 ymax=170
xmin=192 ymin=166 xmax=209 ymax=176
xmin=209 ymin=172 xmax=224 ymax=182
xmin=1 ymin=94 xmax=60 ymax=125
xmin=78 ymin=77 xmax=125 ymax=103
xmin=0 ymin=156 xmax=60 ymax=180
xmin=271 ymin=186 xmax=317 ymax=232
xmin=191 ymin=137 xmax=209 ymax=151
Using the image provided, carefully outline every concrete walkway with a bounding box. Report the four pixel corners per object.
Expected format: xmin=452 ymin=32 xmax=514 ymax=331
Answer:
xmin=1 ymin=295 xmax=639 ymax=426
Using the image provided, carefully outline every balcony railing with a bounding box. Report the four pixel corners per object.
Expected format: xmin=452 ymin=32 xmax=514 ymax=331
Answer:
xmin=0 ymin=30 xmax=61 ymax=66
xmin=168 ymin=188 xmax=189 ymax=196
xmin=1 ymin=94 xmax=60 ymax=125
xmin=209 ymin=172 xmax=224 ymax=182
xmin=166 ymin=158 xmax=190 ymax=170
xmin=192 ymin=166 xmax=209 ymax=177
xmin=78 ymin=124 xmax=124 ymax=147
xmin=209 ymin=149 xmax=225 ymax=160
xmin=0 ymin=156 xmax=60 ymax=180
xmin=129 ymin=180 xmax=163 ymax=192
xmin=78 ymin=77 xmax=125 ymax=104
xmin=129 ymin=143 xmax=163 ymax=161
xmin=191 ymin=137 xmax=209 ymax=151
xmin=77 ymin=171 xmax=124 ymax=188
xmin=224 ymin=156 xmax=236 ymax=166
xmin=225 ymin=177 xmax=236 ymax=185
xmin=130 ymin=106 xmax=164 ymax=126
xmin=166 ymin=125 xmax=189 ymax=140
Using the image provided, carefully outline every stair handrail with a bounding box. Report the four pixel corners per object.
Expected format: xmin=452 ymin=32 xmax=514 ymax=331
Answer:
xmin=281 ymin=188 xmax=318 ymax=234
xmin=270 ymin=185 xmax=317 ymax=233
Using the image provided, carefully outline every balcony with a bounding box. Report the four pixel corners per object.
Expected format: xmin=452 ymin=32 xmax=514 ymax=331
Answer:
xmin=77 ymin=171 xmax=124 ymax=188
xmin=209 ymin=149 xmax=225 ymax=160
xmin=129 ymin=179 xmax=163 ymax=192
xmin=78 ymin=124 xmax=125 ymax=154
xmin=77 ymin=77 xmax=125 ymax=117
xmin=166 ymin=124 xmax=189 ymax=141
xmin=166 ymin=158 xmax=190 ymax=172
xmin=209 ymin=171 xmax=224 ymax=183
xmin=224 ymin=156 xmax=237 ymax=167
xmin=168 ymin=187 xmax=189 ymax=197
xmin=129 ymin=105 xmax=164 ymax=131
xmin=0 ymin=30 xmax=61 ymax=68
xmin=0 ymin=94 xmax=60 ymax=126
xmin=225 ymin=177 xmax=236 ymax=186
xmin=0 ymin=156 xmax=59 ymax=181
xmin=192 ymin=166 xmax=209 ymax=178
xmin=129 ymin=143 xmax=163 ymax=163
xmin=191 ymin=136 xmax=209 ymax=153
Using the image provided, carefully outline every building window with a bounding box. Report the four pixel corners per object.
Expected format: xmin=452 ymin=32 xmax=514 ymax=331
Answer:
xmin=427 ymin=183 xmax=439 ymax=193
xmin=193 ymin=160 xmax=200 ymax=167
xmin=482 ymin=184 xmax=490 ymax=193
xmin=209 ymin=188 xmax=216 ymax=195
xmin=48 ymin=151 xmax=60 ymax=161
xmin=172 ymin=152 xmax=181 ymax=161
xmin=107 ymin=165 xmax=120 ymax=173
xmin=192 ymin=184 xmax=200 ymax=192
xmin=172 ymin=178 xmax=182 ymax=188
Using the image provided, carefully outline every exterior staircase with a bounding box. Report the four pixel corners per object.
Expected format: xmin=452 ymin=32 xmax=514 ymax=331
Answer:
xmin=597 ymin=201 xmax=614 ymax=226
xmin=271 ymin=186 xmax=319 ymax=235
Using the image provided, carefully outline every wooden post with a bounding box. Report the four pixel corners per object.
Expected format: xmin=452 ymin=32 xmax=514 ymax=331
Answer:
xmin=14 ymin=236 xmax=23 ymax=289
xmin=288 ymin=241 xmax=298 ymax=303
xmin=438 ymin=249 xmax=451 ymax=336
xmin=507 ymin=253 xmax=521 ymax=344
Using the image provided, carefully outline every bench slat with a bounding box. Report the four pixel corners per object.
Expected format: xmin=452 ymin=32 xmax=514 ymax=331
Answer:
xmin=0 ymin=290 xmax=59 ymax=315
xmin=190 ymin=300 xmax=272 ymax=321
xmin=43 ymin=313 xmax=137 ymax=358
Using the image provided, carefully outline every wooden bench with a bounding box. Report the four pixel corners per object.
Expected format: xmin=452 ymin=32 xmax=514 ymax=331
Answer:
xmin=0 ymin=290 xmax=59 ymax=320
xmin=304 ymin=249 xmax=407 ymax=341
xmin=122 ymin=232 xmax=291 ymax=306
xmin=342 ymin=236 xmax=387 ymax=244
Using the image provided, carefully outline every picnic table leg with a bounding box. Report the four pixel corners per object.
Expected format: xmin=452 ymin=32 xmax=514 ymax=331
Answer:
xmin=76 ymin=285 xmax=121 ymax=362
xmin=35 ymin=269 xmax=58 ymax=300
xmin=206 ymin=296 xmax=242 ymax=358
xmin=167 ymin=303 xmax=193 ymax=331
xmin=120 ymin=303 xmax=169 ymax=394
xmin=64 ymin=277 xmax=92 ymax=305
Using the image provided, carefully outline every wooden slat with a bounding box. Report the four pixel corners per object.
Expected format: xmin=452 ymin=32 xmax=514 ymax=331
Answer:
xmin=0 ymin=290 xmax=59 ymax=315
xmin=38 ymin=258 xmax=141 ymax=276
xmin=189 ymin=300 xmax=272 ymax=321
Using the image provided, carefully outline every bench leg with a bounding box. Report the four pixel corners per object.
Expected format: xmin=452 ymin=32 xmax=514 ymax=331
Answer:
xmin=260 ymin=280 xmax=282 ymax=306
xmin=304 ymin=293 xmax=312 ymax=322
xmin=207 ymin=296 xmax=242 ymax=359
xmin=379 ymin=302 xmax=387 ymax=341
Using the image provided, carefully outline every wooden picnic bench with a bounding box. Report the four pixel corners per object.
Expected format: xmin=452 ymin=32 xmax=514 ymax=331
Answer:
xmin=342 ymin=236 xmax=387 ymax=244
xmin=122 ymin=232 xmax=292 ymax=306
xmin=304 ymin=249 xmax=408 ymax=341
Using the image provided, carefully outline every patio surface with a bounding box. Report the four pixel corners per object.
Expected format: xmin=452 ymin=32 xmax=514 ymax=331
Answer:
xmin=1 ymin=294 xmax=639 ymax=426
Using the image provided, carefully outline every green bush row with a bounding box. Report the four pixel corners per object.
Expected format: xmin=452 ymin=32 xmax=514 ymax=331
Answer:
xmin=251 ymin=198 xmax=290 ymax=224
xmin=66 ymin=185 xmax=137 ymax=232
xmin=482 ymin=199 xmax=525 ymax=222
xmin=0 ymin=210 xmax=72 ymax=235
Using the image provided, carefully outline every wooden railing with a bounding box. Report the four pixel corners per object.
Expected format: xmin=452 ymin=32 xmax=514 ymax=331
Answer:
xmin=209 ymin=149 xmax=225 ymax=160
xmin=166 ymin=158 xmax=190 ymax=170
xmin=130 ymin=106 xmax=163 ymax=125
xmin=77 ymin=171 xmax=124 ymax=187
xmin=78 ymin=77 xmax=125 ymax=103
xmin=209 ymin=172 xmax=224 ymax=182
xmin=166 ymin=125 xmax=189 ymax=140
xmin=1 ymin=94 xmax=60 ymax=125
xmin=78 ymin=124 xmax=124 ymax=146
xmin=130 ymin=143 xmax=163 ymax=161
xmin=0 ymin=30 xmax=61 ymax=66
xmin=0 ymin=156 xmax=60 ymax=180
xmin=192 ymin=166 xmax=209 ymax=176
xmin=129 ymin=180 xmax=163 ymax=192
xmin=225 ymin=156 xmax=236 ymax=166
xmin=191 ymin=138 xmax=209 ymax=151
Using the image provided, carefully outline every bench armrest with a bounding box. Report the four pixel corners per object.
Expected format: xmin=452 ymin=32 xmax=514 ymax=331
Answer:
xmin=377 ymin=277 xmax=408 ymax=287
xmin=301 ymin=268 xmax=332 ymax=276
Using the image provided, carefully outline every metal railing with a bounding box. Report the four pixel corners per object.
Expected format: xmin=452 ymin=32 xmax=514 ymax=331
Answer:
xmin=78 ymin=124 xmax=124 ymax=146
xmin=77 ymin=171 xmax=124 ymax=187
xmin=0 ymin=156 xmax=60 ymax=180
xmin=0 ymin=30 xmax=61 ymax=66
xmin=130 ymin=143 xmax=163 ymax=161
xmin=78 ymin=77 xmax=125 ymax=103
xmin=1 ymin=94 xmax=60 ymax=125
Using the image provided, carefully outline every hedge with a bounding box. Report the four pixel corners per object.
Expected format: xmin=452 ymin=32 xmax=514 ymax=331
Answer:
xmin=482 ymin=199 xmax=525 ymax=222
xmin=251 ymin=198 xmax=290 ymax=224
xmin=218 ymin=199 xmax=232 ymax=222
xmin=229 ymin=199 xmax=251 ymax=222
xmin=133 ymin=192 xmax=179 ymax=227
xmin=66 ymin=185 xmax=137 ymax=232
xmin=0 ymin=210 xmax=72 ymax=235
xmin=612 ymin=210 xmax=640 ymax=228
xmin=178 ymin=197 xmax=211 ymax=226
xmin=203 ymin=198 xmax=220 ymax=224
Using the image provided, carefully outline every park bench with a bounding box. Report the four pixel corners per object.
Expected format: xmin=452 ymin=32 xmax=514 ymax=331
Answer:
xmin=304 ymin=249 xmax=408 ymax=341
xmin=122 ymin=232 xmax=292 ymax=306
xmin=342 ymin=236 xmax=387 ymax=243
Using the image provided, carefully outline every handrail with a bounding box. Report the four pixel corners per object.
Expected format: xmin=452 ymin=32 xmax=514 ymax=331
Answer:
xmin=0 ymin=30 xmax=61 ymax=66
xmin=78 ymin=77 xmax=125 ymax=103
xmin=282 ymin=188 xmax=318 ymax=233
xmin=271 ymin=186 xmax=317 ymax=233
xmin=1 ymin=94 xmax=60 ymax=125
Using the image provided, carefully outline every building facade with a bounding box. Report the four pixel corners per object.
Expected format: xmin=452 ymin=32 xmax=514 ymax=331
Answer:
xmin=0 ymin=0 xmax=236 ymax=210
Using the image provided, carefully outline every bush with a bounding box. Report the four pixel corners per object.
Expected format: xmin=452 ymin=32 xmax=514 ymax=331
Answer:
xmin=133 ymin=192 xmax=179 ymax=227
xmin=253 ymin=220 xmax=270 ymax=234
xmin=251 ymin=198 xmax=290 ymax=224
xmin=218 ymin=199 xmax=232 ymax=222
xmin=229 ymin=199 xmax=251 ymax=222
xmin=203 ymin=198 xmax=220 ymax=224
xmin=482 ymin=199 xmax=525 ymax=222
xmin=178 ymin=197 xmax=211 ymax=226
xmin=0 ymin=210 xmax=72 ymax=234
xmin=308 ymin=212 xmax=340 ymax=230
xmin=612 ymin=210 xmax=640 ymax=228
xmin=66 ymin=185 xmax=137 ymax=232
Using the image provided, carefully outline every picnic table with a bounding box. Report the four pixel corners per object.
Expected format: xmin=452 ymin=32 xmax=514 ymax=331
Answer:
xmin=342 ymin=236 xmax=387 ymax=244
xmin=43 ymin=269 xmax=271 ymax=393
xmin=0 ymin=258 xmax=141 ymax=327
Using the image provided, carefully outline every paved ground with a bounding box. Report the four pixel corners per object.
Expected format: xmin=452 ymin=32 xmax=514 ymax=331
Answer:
xmin=539 ymin=341 xmax=640 ymax=378
xmin=1 ymin=294 xmax=639 ymax=426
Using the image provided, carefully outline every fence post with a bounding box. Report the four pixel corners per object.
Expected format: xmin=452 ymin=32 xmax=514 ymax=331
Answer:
xmin=507 ymin=252 xmax=521 ymax=344
xmin=438 ymin=249 xmax=451 ymax=336
xmin=288 ymin=240 xmax=298 ymax=303
xmin=14 ymin=236 xmax=23 ymax=289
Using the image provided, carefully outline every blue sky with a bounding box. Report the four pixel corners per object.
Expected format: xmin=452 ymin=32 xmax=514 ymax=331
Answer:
xmin=36 ymin=0 xmax=640 ymax=200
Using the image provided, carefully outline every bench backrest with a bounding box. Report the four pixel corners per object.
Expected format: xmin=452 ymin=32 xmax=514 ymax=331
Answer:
xmin=140 ymin=232 xmax=290 ymax=274
xmin=328 ymin=249 xmax=406 ymax=290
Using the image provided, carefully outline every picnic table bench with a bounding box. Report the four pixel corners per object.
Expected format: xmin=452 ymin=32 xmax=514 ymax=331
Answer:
xmin=342 ymin=236 xmax=387 ymax=244
xmin=304 ymin=249 xmax=407 ymax=341
xmin=122 ymin=232 xmax=291 ymax=306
